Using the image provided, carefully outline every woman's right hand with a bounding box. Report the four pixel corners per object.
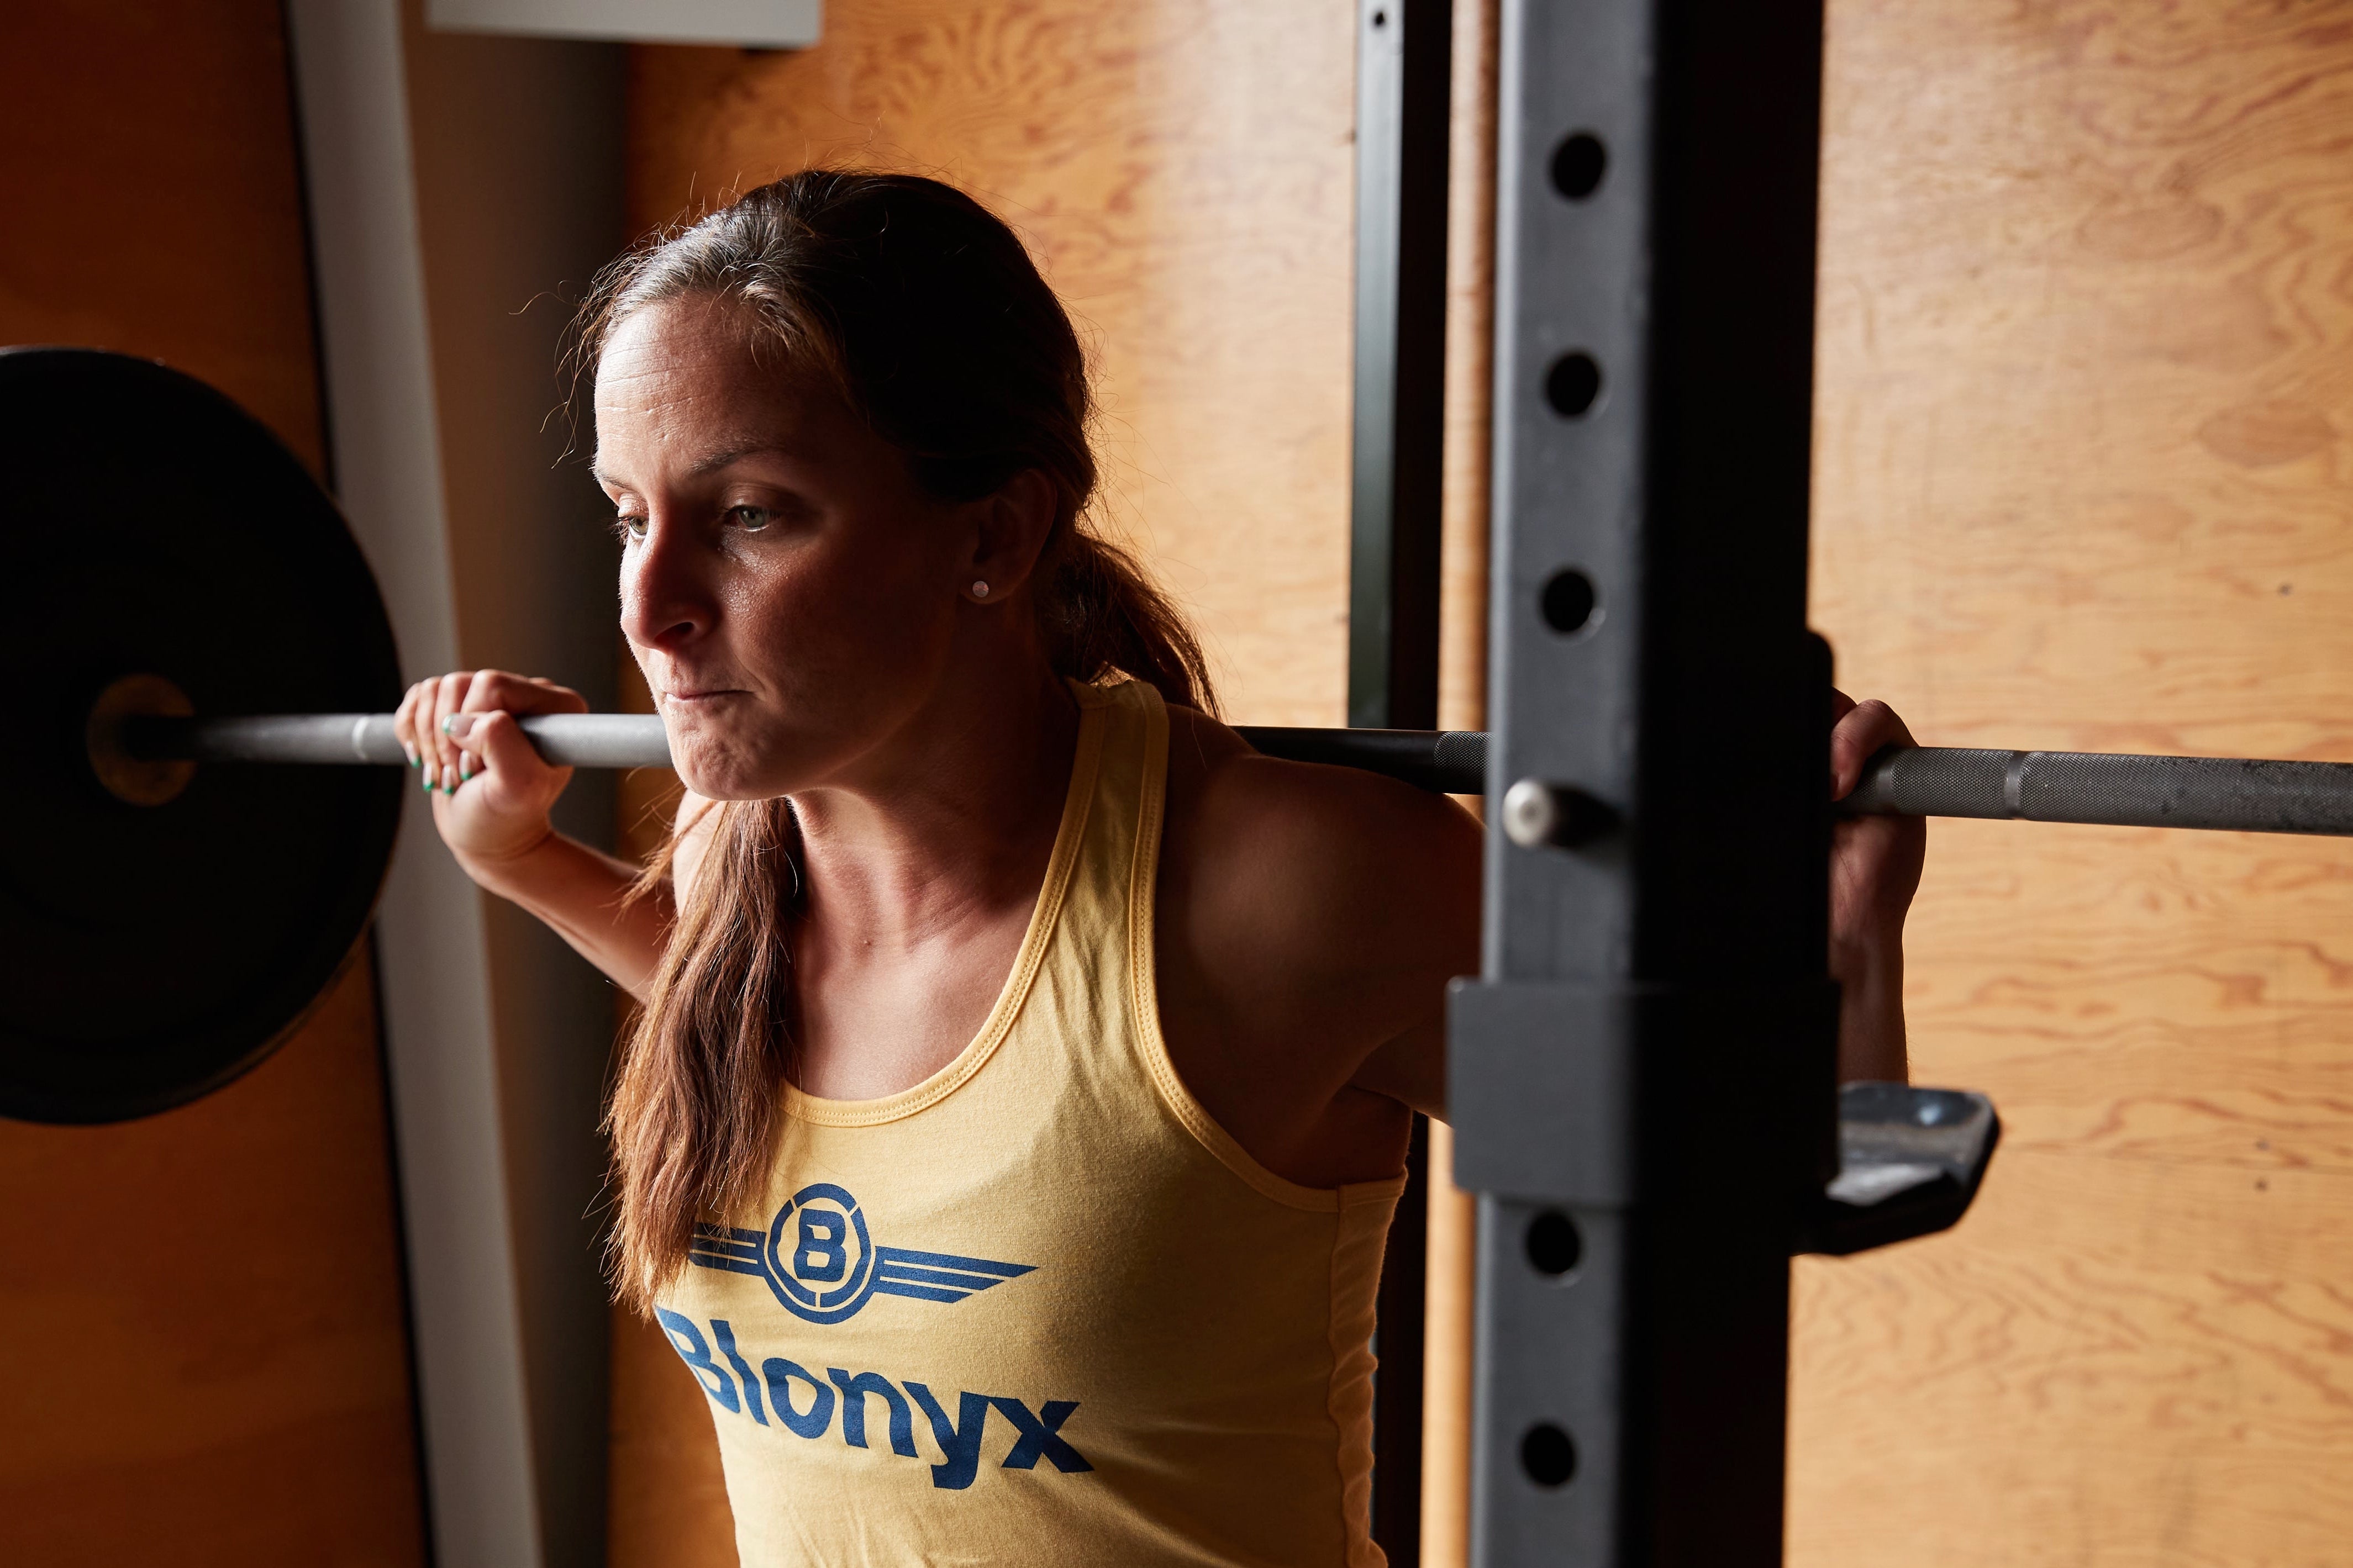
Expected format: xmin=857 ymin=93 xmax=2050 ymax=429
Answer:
xmin=392 ymin=669 xmax=588 ymax=875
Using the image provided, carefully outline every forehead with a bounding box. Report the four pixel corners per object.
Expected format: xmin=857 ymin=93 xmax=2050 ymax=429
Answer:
xmin=591 ymin=298 xmax=834 ymax=466
xmin=597 ymin=298 xmax=771 ymax=410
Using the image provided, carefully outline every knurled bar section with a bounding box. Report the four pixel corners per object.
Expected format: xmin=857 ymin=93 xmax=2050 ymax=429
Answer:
xmin=1856 ymin=748 xmax=2353 ymax=836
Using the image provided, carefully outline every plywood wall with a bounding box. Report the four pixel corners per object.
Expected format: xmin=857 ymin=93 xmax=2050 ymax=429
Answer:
xmin=0 ymin=6 xmax=427 ymax=1562
xmin=1794 ymin=3 xmax=2353 ymax=1561
xmin=620 ymin=1 xmax=1359 ymax=726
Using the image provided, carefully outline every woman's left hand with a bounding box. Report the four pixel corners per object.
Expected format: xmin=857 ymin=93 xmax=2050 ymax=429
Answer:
xmin=1828 ymin=690 xmax=1926 ymax=1082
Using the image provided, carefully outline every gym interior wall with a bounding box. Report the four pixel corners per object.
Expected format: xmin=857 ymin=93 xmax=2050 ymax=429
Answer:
xmin=1794 ymin=3 xmax=2353 ymax=1561
xmin=0 ymin=5 xmax=429 ymax=1564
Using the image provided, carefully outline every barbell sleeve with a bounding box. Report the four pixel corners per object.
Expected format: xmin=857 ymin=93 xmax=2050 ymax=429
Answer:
xmin=123 ymin=714 xmax=2353 ymax=838
xmin=1841 ymin=746 xmax=2353 ymax=836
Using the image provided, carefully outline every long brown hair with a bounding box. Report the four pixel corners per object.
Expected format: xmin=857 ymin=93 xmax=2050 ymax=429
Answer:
xmin=580 ymin=171 xmax=1216 ymax=1310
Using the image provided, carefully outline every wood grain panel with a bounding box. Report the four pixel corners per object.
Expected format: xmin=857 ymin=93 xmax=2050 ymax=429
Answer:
xmin=622 ymin=0 xmax=1356 ymax=727
xmin=0 ymin=4 xmax=427 ymax=1562
xmin=0 ymin=964 xmax=427 ymax=1565
xmin=0 ymin=4 xmax=325 ymax=470
xmin=1797 ymin=3 xmax=2353 ymax=1561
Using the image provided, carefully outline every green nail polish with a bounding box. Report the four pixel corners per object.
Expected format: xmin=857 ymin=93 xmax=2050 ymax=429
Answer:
xmin=440 ymin=716 xmax=455 ymax=735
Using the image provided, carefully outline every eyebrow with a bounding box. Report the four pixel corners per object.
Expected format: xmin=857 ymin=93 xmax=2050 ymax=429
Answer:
xmin=590 ymin=438 xmax=800 ymax=488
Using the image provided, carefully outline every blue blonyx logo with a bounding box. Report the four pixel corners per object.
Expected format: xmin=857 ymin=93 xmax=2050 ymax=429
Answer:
xmin=689 ymin=1181 xmax=1034 ymax=1326
xmin=657 ymin=1311 xmax=1092 ymax=1492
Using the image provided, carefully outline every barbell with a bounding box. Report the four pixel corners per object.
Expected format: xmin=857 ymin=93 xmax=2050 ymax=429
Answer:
xmin=10 ymin=346 xmax=2351 ymax=1127
xmin=127 ymin=709 xmax=2353 ymax=838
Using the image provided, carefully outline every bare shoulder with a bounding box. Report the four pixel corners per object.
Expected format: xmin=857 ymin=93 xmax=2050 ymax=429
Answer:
xmin=1163 ymin=705 xmax=1480 ymax=907
xmin=1156 ymin=704 xmax=1481 ymax=1044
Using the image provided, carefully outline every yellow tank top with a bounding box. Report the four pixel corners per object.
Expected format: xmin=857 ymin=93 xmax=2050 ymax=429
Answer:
xmin=655 ymin=676 xmax=1404 ymax=1566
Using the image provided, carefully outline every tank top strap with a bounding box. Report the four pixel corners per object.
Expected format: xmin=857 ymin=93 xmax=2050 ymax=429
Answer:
xmin=1052 ymin=677 xmax=1167 ymax=984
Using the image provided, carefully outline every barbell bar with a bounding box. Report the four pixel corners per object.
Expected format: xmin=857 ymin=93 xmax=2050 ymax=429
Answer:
xmin=3 ymin=345 xmax=2338 ymax=1138
xmin=127 ymin=710 xmax=2353 ymax=839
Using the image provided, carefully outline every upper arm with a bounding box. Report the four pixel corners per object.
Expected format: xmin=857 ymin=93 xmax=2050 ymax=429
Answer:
xmin=1314 ymin=780 xmax=1477 ymax=1120
xmin=1161 ymin=715 xmax=1481 ymax=1124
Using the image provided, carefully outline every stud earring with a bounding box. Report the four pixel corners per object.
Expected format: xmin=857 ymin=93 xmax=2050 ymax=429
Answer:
xmin=972 ymin=580 xmax=990 ymax=599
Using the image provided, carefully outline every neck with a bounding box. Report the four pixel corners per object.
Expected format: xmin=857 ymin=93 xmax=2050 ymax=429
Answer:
xmin=787 ymin=646 xmax=1083 ymax=951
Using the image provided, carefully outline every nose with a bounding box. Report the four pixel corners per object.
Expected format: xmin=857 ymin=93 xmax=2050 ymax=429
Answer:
xmin=618 ymin=514 xmax=710 ymax=653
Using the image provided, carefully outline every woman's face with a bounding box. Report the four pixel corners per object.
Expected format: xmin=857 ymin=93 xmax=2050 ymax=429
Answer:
xmin=594 ymin=297 xmax=974 ymax=800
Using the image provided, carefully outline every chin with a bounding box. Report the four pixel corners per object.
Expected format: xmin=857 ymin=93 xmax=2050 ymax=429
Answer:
xmin=676 ymin=764 xmax=784 ymax=804
xmin=668 ymin=735 xmax=786 ymax=803
xmin=656 ymin=705 xmax=768 ymax=794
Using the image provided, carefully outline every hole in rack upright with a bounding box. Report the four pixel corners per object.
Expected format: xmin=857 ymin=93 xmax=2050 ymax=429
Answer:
xmin=1546 ymin=352 xmax=1603 ymax=418
xmin=1520 ymin=1423 xmax=1578 ymax=1487
xmin=1524 ymin=1210 xmax=1583 ymax=1276
xmin=1539 ymin=569 xmax=1598 ymax=636
xmin=1550 ymin=132 xmax=1607 ymax=199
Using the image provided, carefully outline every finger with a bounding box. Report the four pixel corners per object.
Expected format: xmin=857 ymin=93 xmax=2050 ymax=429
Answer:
xmin=462 ymin=670 xmax=588 ymax=717
xmin=441 ymin=710 xmax=493 ymax=787
xmin=392 ymin=682 xmax=423 ymax=768
xmin=1829 ymin=686 xmax=1857 ymax=725
xmin=523 ymin=674 xmax=590 ymax=713
xmin=430 ymin=671 xmax=476 ymax=793
xmin=1829 ymin=698 xmax=1918 ymax=799
xmin=1845 ymin=697 xmax=1917 ymax=752
xmin=466 ymin=709 xmax=560 ymax=790
xmin=423 ymin=673 xmax=451 ymax=791
xmin=410 ymin=675 xmax=443 ymax=791
xmin=443 ymin=672 xmax=480 ymax=791
xmin=451 ymin=674 xmax=576 ymax=788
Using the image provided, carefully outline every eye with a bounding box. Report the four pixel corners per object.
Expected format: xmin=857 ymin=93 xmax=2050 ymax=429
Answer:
xmin=612 ymin=512 xmax=648 ymax=543
xmin=727 ymin=504 xmax=775 ymax=532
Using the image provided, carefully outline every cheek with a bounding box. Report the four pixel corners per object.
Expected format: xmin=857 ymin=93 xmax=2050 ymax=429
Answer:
xmin=726 ymin=534 xmax=956 ymax=696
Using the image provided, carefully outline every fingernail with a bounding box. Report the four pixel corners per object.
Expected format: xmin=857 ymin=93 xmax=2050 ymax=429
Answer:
xmin=458 ymin=761 xmax=472 ymax=783
xmin=446 ymin=713 xmax=478 ymax=741
xmin=421 ymin=764 xmax=435 ymax=792
xmin=403 ymin=743 xmax=419 ymax=767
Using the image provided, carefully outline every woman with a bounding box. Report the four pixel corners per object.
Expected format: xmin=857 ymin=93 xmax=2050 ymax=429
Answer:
xmin=395 ymin=171 xmax=1923 ymax=1566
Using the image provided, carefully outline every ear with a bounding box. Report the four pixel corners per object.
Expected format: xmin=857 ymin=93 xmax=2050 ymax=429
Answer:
xmin=961 ymin=468 xmax=1059 ymax=603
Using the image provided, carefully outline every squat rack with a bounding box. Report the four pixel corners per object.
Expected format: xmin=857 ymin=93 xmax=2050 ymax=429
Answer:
xmin=1351 ymin=3 xmax=1963 ymax=1564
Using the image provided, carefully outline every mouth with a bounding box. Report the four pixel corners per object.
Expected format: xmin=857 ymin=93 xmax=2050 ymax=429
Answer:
xmin=661 ymin=688 xmax=750 ymax=706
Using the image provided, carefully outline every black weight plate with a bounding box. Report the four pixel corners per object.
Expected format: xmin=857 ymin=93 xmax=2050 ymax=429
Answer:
xmin=2 ymin=348 xmax=403 ymax=1123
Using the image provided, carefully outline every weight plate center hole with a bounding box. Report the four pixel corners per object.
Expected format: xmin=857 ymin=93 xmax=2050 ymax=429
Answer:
xmin=86 ymin=673 xmax=197 ymax=807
